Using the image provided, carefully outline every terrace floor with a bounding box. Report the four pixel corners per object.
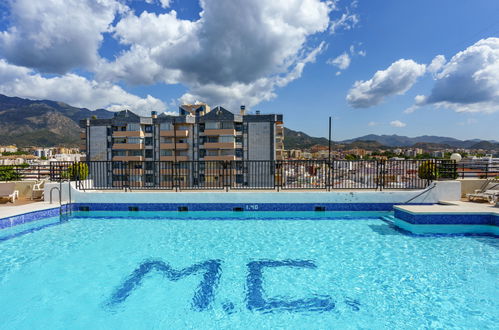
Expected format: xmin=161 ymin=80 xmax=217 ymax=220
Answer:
xmin=0 ymin=201 xmax=57 ymax=219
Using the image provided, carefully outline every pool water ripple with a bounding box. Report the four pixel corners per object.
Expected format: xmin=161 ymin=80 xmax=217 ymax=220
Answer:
xmin=0 ymin=213 xmax=497 ymax=329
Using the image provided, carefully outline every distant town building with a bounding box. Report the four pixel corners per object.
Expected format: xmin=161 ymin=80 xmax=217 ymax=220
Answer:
xmin=0 ymin=145 xmax=18 ymax=153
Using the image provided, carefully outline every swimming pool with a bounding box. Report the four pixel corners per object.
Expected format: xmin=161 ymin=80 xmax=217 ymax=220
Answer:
xmin=0 ymin=211 xmax=497 ymax=329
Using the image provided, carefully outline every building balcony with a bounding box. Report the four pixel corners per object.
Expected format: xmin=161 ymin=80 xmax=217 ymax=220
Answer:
xmin=80 ymin=132 xmax=86 ymax=139
xmin=275 ymin=142 xmax=284 ymax=150
xmin=112 ymin=143 xmax=144 ymax=150
xmin=112 ymin=131 xmax=145 ymax=137
xmin=276 ymin=126 xmax=284 ymax=135
xmin=160 ymin=130 xmax=189 ymax=137
xmin=160 ymin=168 xmax=190 ymax=175
xmin=160 ymin=143 xmax=189 ymax=149
xmin=203 ymin=155 xmax=238 ymax=161
xmin=112 ymin=168 xmax=145 ymax=175
xmin=79 ymin=144 xmax=86 ymax=151
xmin=112 ymin=156 xmax=144 ymax=161
xmin=202 ymin=142 xmax=236 ymax=149
xmin=202 ymin=129 xmax=236 ymax=135
xmin=159 ymin=155 xmax=190 ymax=161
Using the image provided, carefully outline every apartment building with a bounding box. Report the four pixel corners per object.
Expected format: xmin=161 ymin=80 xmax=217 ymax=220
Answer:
xmin=80 ymin=105 xmax=284 ymax=187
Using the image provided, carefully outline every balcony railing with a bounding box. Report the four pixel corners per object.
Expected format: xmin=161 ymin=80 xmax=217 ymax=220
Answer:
xmin=112 ymin=131 xmax=144 ymax=137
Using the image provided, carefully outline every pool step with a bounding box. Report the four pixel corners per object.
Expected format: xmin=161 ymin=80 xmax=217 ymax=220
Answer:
xmin=380 ymin=215 xmax=396 ymax=224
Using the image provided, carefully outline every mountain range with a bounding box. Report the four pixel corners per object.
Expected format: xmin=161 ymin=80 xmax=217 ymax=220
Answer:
xmin=0 ymin=94 xmax=497 ymax=151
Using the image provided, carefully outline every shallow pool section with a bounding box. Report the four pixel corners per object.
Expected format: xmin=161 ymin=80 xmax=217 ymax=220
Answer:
xmin=0 ymin=212 xmax=497 ymax=329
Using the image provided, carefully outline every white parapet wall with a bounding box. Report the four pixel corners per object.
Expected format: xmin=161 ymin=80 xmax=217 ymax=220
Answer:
xmin=46 ymin=180 xmax=461 ymax=205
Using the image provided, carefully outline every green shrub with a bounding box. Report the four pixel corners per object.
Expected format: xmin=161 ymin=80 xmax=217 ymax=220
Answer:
xmin=0 ymin=166 xmax=22 ymax=181
xmin=62 ymin=163 xmax=89 ymax=180
xmin=418 ymin=161 xmax=438 ymax=181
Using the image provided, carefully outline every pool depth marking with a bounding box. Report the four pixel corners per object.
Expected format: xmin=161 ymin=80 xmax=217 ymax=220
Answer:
xmin=108 ymin=259 xmax=344 ymax=313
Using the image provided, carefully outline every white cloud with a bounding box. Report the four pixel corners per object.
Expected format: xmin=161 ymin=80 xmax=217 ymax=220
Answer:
xmin=0 ymin=59 xmax=166 ymax=115
xmin=346 ymin=59 xmax=426 ymax=108
xmin=102 ymin=0 xmax=332 ymax=108
xmin=0 ymin=0 xmax=126 ymax=73
xmin=328 ymin=43 xmax=365 ymax=73
xmin=327 ymin=52 xmax=351 ymax=70
xmin=0 ymin=0 xmax=346 ymax=112
xmin=419 ymin=37 xmax=499 ymax=113
xmin=144 ymin=0 xmax=172 ymax=8
xmin=390 ymin=120 xmax=406 ymax=127
xmin=178 ymin=42 xmax=326 ymax=110
xmin=367 ymin=121 xmax=378 ymax=126
xmin=330 ymin=12 xmax=359 ymax=34
xmin=428 ymin=55 xmax=446 ymax=74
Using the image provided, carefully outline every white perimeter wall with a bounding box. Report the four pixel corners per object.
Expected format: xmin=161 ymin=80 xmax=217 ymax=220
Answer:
xmin=45 ymin=181 xmax=461 ymax=205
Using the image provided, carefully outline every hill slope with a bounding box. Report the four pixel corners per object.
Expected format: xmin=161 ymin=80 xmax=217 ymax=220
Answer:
xmin=0 ymin=94 xmax=114 ymax=147
xmin=0 ymin=94 xmax=497 ymax=151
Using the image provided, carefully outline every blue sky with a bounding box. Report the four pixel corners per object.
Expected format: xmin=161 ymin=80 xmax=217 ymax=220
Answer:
xmin=0 ymin=0 xmax=498 ymax=141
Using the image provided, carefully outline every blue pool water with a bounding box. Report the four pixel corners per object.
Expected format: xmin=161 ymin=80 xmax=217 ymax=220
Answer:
xmin=0 ymin=211 xmax=497 ymax=329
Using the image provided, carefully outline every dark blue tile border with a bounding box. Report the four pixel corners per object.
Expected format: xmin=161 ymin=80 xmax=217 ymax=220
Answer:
xmin=0 ymin=207 xmax=59 ymax=230
xmin=394 ymin=209 xmax=498 ymax=226
xmin=71 ymin=202 xmax=425 ymax=212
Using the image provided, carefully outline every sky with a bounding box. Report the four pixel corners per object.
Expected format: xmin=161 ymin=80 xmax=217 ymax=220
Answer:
xmin=0 ymin=0 xmax=499 ymax=141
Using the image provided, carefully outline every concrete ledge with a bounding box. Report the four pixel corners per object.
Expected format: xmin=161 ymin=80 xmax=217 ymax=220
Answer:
xmin=48 ymin=180 xmax=461 ymax=205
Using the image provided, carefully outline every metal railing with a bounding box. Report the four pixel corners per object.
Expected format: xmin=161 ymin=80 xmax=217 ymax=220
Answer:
xmin=455 ymin=160 xmax=499 ymax=179
xmin=0 ymin=162 xmax=73 ymax=181
xmin=67 ymin=159 xmax=457 ymax=191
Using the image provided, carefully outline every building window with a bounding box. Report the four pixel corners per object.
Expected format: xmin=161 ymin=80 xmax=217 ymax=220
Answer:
xmin=144 ymin=125 xmax=152 ymax=133
xmin=221 ymin=122 xmax=233 ymax=129
xmin=145 ymin=137 xmax=153 ymax=146
xmin=160 ymin=122 xmax=172 ymax=130
xmin=219 ymin=136 xmax=234 ymax=143
xmin=160 ymin=150 xmax=173 ymax=156
xmin=145 ymin=149 xmax=153 ymax=158
xmin=162 ymin=175 xmax=173 ymax=182
xmin=112 ymin=150 xmax=126 ymax=157
xmin=127 ymin=137 xmax=143 ymax=144
xmin=235 ymin=123 xmax=243 ymax=131
xmin=127 ymin=123 xmax=141 ymax=131
xmin=205 ymin=121 xmax=219 ymax=129
xmin=113 ymin=138 xmax=126 ymax=144
xmin=129 ymin=175 xmax=142 ymax=182
xmin=129 ymin=150 xmax=143 ymax=157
